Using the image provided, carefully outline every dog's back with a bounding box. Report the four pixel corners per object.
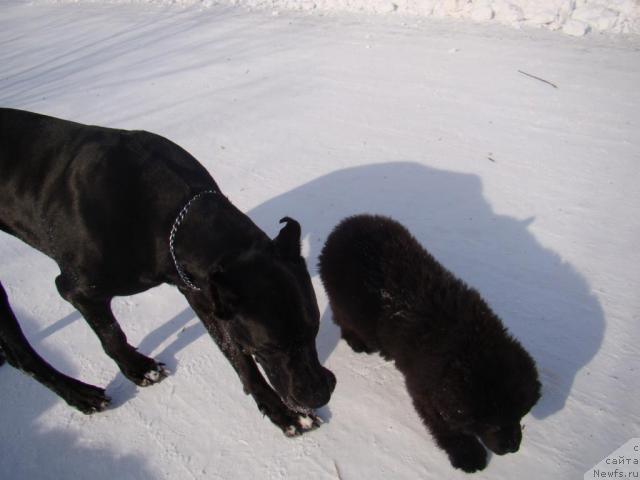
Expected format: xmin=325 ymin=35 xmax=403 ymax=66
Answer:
xmin=0 ymin=108 xmax=217 ymax=278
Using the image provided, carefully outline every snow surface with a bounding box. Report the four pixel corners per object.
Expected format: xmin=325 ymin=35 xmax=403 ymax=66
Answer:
xmin=1 ymin=1 xmax=640 ymax=479
xmin=42 ymin=0 xmax=640 ymax=36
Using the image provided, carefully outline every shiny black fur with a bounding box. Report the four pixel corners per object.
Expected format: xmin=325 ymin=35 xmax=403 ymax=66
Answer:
xmin=0 ymin=108 xmax=335 ymax=435
xmin=319 ymin=214 xmax=540 ymax=472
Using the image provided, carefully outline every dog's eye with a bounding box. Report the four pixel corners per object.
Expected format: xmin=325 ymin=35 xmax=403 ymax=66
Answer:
xmin=258 ymin=347 xmax=275 ymax=356
xmin=258 ymin=345 xmax=284 ymax=357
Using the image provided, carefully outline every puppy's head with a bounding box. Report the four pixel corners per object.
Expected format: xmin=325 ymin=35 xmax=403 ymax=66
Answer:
xmin=433 ymin=337 xmax=541 ymax=455
xmin=473 ymin=339 xmax=541 ymax=455
xmin=207 ymin=217 xmax=336 ymax=411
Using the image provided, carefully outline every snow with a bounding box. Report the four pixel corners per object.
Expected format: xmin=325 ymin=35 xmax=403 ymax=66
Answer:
xmin=1 ymin=1 xmax=640 ymax=479
xmin=562 ymin=19 xmax=591 ymax=36
xmin=41 ymin=0 xmax=640 ymax=36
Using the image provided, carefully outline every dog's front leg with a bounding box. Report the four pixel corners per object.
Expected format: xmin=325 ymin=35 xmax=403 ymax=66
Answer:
xmin=55 ymin=275 xmax=168 ymax=387
xmin=182 ymin=290 xmax=321 ymax=436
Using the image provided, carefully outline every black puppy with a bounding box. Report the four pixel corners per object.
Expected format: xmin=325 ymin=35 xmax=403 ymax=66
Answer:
xmin=0 ymin=108 xmax=335 ymax=436
xmin=319 ymin=214 xmax=540 ymax=472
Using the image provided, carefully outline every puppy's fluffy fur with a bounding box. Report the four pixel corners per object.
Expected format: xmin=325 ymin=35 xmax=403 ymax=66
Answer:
xmin=319 ymin=214 xmax=541 ymax=473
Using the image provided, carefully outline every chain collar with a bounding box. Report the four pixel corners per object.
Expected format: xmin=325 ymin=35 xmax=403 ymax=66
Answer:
xmin=169 ymin=190 xmax=217 ymax=291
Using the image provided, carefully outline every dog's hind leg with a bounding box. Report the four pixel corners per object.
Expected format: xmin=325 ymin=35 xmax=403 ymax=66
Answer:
xmin=0 ymin=281 xmax=110 ymax=413
xmin=55 ymin=275 xmax=167 ymax=387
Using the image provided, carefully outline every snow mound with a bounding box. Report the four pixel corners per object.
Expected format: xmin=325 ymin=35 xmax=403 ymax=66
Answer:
xmin=45 ymin=0 xmax=640 ymax=36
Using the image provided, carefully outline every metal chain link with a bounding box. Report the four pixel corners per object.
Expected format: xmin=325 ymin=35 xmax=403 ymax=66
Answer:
xmin=169 ymin=190 xmax=217 ymax=291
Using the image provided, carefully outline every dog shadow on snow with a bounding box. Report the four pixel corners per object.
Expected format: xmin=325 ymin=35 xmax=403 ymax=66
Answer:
xmin=35 ymin=162 xmax=605 ymax=423
xmin=0 ymin=311 xmax=157 ymax=479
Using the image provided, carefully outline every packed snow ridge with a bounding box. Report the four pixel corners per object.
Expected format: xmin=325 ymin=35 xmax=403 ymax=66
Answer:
xmin=60 ymin=0 xmax=640 ymax=36
xmin=218 ymin=0 xmax=640 ymax=36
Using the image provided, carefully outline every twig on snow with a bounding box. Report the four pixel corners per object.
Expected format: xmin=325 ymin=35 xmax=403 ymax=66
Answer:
xmin=333 ymin=460 xmax=344 ymax=480
xmin=518 ymin=70 xmax=558 ymax=89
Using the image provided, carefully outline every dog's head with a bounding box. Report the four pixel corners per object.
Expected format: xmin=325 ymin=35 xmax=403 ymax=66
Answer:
xmin=207 ymin=217 xmax=336 ymax=411
xmin=433 ymin=337 xmax=541 ymax=455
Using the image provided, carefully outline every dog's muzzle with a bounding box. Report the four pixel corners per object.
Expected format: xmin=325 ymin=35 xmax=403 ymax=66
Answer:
xmin=290 ymin=366 xmax=336 ymax=410
xmin=258 ymin=345 xmax=336 ymax=411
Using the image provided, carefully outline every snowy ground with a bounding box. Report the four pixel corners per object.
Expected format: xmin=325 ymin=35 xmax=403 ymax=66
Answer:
xmin=1 ymin=1 xmax=639 ymax=479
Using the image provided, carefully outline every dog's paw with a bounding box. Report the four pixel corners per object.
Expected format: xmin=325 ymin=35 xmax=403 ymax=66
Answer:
xmin=283 ymin=413 xmax=323 ymax=437
xmin=446 ymin=436 xmax=488 ymax=473
xmin=67 ymin=384 xmax=111 ymax=414
xmin=258 ymin=398 xmax=323 ymax=437
xmin=122 ymin=354 xmax=169 ymax=387
xmin=138 ymin=362 xmax=169 ymax=387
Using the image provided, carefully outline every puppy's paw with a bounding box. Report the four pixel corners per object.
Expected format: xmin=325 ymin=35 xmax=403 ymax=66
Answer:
xmin=446 ymin=436 xmax=488 ymax=473
xmin=283 ymin=413 xmax=323 ymax=437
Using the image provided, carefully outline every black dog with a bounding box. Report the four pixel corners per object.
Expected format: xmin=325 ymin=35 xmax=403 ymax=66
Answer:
xmin=0 ymin=108 xmax=335 ymax=436
xmin=319 ymin=214 xmax=540 ymax=472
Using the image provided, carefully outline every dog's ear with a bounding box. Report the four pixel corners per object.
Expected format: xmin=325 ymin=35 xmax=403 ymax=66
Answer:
xmin=208 ymin=268 xmax=240 ymax=320
xmin=273 ymin=216 xmax=301 ymax=259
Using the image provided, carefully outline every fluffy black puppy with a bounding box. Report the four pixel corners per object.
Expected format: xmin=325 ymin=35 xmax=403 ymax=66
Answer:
xmin=319 ymin=214 xmax=541 ymax=472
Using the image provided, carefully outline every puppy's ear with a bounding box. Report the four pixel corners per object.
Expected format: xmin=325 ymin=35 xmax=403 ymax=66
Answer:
xmin=273 ymin=216 xmax=301 ymax=260
xmin=208 ymin=268 xmax=239 ymax=320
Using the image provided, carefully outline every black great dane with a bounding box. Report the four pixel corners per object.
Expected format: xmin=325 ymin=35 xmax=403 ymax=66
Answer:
xmin=0 ymin=108 xmax=335 ymax=436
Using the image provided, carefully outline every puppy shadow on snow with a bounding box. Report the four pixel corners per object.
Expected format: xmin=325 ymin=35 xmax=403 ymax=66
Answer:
xmin=247 ymin=161 xmax=605 ymax=421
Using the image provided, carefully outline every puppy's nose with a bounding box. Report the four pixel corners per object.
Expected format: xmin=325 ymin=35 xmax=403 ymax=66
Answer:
xmin=504 ymin=440 xmax=520 ymax=453
xmin=502 ymin=429 xmax=522 ymax=454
